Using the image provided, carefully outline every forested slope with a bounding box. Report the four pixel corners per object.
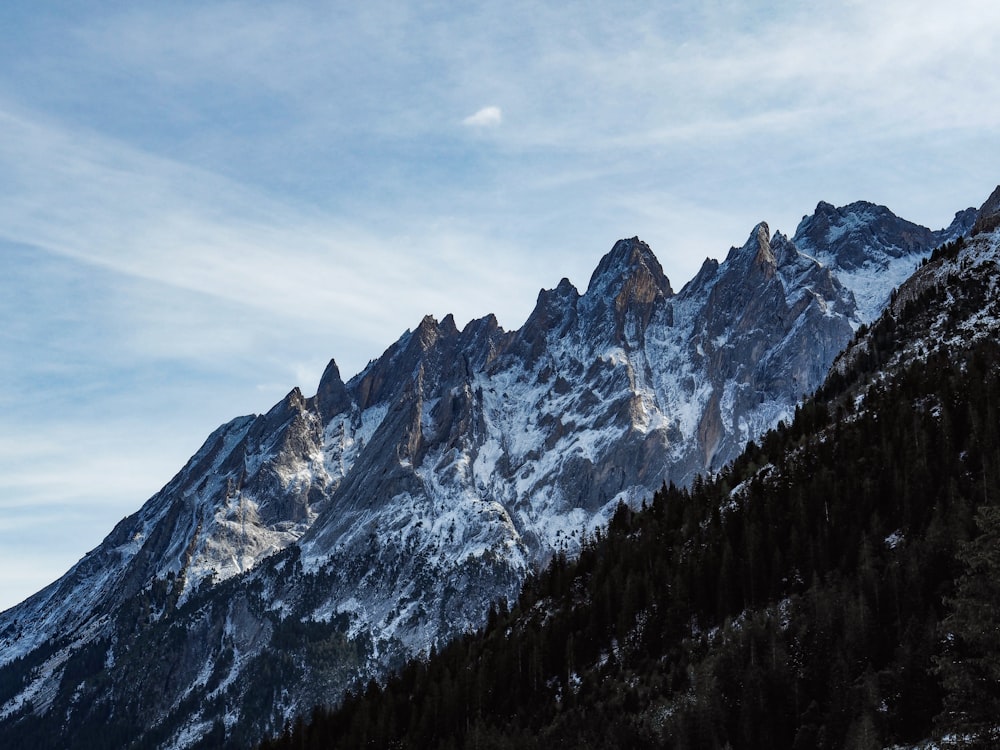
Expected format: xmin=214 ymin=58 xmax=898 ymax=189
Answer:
xmin=261 ymin=233 xmax=1000 ymax=750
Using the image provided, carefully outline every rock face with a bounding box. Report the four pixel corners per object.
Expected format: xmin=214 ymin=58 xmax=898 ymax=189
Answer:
xmin=791 ymin=200 xmax=975 ymax=322
xmin=834 ymin=187 xmax=1000 ymax=382
xmin=971 ymin=185 xmax=1000 ymax=236
xmin=0 ymin=200 xmax=977 ymax=749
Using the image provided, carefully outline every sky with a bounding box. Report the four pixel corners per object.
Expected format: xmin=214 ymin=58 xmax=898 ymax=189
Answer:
xmin=2 ymin=0 xmax=999 ymax=612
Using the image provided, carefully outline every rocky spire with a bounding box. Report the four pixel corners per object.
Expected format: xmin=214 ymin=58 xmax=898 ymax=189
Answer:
xmin=724 ymin=222 xmax=777 ymax=280
xmin=315 ymin=359 xmax=352 ymax=419
xmin=585 ymin=237 xmax=673 ymax=301
xmin=577 ymin=237 xmax=673 ymax=349
xmin=971 ymin=185 xmax=1000 ymax=236
xmin=517 ymin=277 xmax=581 ymax=364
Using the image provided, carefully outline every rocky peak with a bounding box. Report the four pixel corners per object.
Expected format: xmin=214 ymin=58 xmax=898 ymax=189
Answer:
xmin=458 ymin=313 xmax=511 ymax=370
xmin=753 ymin=222 xmax=776 ymax=269
xmin=516 ymin=278 xmax=581 ymax=364
xmin=463 ymin=312 xmax=500 ymax=334
xmin=439 ymin=314 xmax=460 ymax=337
xmin=414 ymin=314 xmax=445 ymax=349
xmin=790 ymin=199 xmax=981 ymax=324
xmin=941 ymin=207 xmax=978 ymax=240
xmin=458 ymin=312 xmax=504 ymax=348
xmin=315 ymin=359 xmax=352 ymax=420
xmin=971 ymin=185 xmax=1000 ymax=236
xmin=725 ymin=222 xmax=777 ymax=280
xmin=793 ymin=200 xmax=937 ymax=271
xmin=795 ymin=201 xmax=839 ymax=244
xmin=350 ymin=317 xmax=448 ymax=411
xmin=243 ymin=387 xmax=308 ymax=451
xmin=679 ymin=257 xmax=720 ymax=298
xmin=577 ymin=237 xmax=674 ymax=349
xmin=541 ymin=277 xmax=582 ymax=307
xmin=696 ymin=256 xmax=720 ymax=278
xmin=585 ymin=237 xmax=673 ymax=301
xmin=770 ymin=230 xmax=798 ymax=267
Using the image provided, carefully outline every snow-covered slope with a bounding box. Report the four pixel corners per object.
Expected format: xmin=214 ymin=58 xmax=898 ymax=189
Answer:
xmin=0 ymin=197 xmax=976 ymax=749
xmin=833 ymin=186 xmax=1000 ymax=383
xmin=792 ymin=200 xmax=974 ymax=322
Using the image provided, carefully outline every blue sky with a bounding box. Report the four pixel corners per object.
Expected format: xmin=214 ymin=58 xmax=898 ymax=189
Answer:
xmin=2 ymin=0 xmax=998 ymax=611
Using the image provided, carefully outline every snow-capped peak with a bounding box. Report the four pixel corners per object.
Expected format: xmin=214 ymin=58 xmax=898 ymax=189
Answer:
xmin=1 ymin=196 xmax=978 ymax=750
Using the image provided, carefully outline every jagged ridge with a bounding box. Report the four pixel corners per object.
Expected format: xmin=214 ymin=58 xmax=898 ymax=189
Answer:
xmin=0 ymin=196 xmax=980 ymax=749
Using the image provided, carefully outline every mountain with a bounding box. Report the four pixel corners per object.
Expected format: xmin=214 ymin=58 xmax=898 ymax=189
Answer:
xmin=0 ymin=198 xmax=977 ymax=748
xmin=792 ymin=199 xmax=974 ymax=322
xmin=260 ymin=188 xmax=1000 ymax=750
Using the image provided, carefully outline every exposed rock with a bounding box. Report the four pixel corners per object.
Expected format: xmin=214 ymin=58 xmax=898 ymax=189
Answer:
xmin=793 ymin=200 xmax=975 ymax=323
xmin=0 ymin=196 xmax=969 ymax=749
xmin=315 ymin=359 xmax=352 ymax=419
xmin=972 ymin=185 xmax=1000 ymax=236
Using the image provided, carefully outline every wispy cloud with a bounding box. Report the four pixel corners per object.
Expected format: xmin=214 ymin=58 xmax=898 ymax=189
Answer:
xmin=2 ymin=0 xmax=999 ymax=611
xmin=0 ymin=102 xmax=539 ymax=374
xmin=462 ymin=105 xmax=503 ymax=127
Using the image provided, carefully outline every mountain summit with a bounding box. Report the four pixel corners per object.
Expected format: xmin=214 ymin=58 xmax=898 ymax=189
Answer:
xmin=585 ymin=236 xmax=673 ymax=299
xmin=792 ymin=199 xmax=974 ymax=322
xmin=0 ymin=196 xmax=979 ymax=748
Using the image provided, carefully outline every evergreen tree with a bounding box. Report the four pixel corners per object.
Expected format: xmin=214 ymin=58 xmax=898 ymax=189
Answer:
xmin=935 ymin=505 xmax=1000 ymax=748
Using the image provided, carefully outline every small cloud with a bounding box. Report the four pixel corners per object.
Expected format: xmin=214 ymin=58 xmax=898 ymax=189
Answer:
xmin=462 ymin=105 xmax=502 ymax=127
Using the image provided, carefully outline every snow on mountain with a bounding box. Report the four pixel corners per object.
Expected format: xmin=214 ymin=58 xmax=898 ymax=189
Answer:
xmin=0 ymin=198 xmax=978 ymax=749
xmin=792 ymin=200 xmax=975 ymax=322
xmin=834 ymin=186 xmax=1000 ymax=384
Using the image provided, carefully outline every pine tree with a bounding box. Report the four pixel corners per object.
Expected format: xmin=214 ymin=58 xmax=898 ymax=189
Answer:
xmin=935 ymin=505 xmax=1000 ymax=748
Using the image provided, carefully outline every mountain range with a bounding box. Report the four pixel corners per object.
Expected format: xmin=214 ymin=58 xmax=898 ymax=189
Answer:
xmin=0 ymin=193 xmax=983 ymax=748
xmin=261 ymin=187 xmax=1000 ymax=749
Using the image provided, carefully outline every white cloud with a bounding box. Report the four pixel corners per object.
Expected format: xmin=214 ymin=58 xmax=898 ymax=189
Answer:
xmin=462 ymin=105 xmax=503 ymax=127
